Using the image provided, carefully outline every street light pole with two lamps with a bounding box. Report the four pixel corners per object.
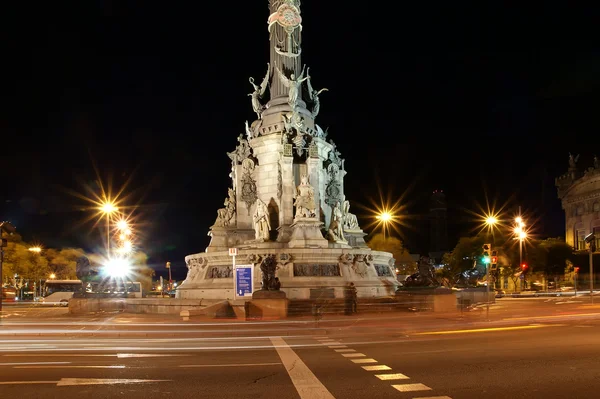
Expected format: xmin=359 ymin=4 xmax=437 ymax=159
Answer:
xmin=513 ymin=209 xmax=527 ymax=290
xmin=100 ymin=202 xmax=118 ymax=257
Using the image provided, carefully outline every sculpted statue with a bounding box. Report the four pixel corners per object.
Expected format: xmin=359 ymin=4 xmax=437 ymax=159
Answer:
xmin=275 ymin=65 xmax=310 ymax=110
xmin=227 ymin=134 xmax=252 ymax=165
xmin=248 ymin=63 xmax=270 ymax=119
xmin=403 ymin=256 xmax=440 ymax=288
xmin=252 ymin=198 xmax=271 ymax=241
xmin=244 ymin=121 xmax=253 ymax=141
xmin=342 ymin=200 xmax=360 ymax=230
xmin=569 ymin=153 xmax=580 ymax=169
xmin=306 ymin=68 xmax=328 ymax=118
xmin=259 ymin=255 xmax=279 ymax=291
xmin=327 ymin=202 xmax=345 ymax=241
xmin=294 ymin=174 xmax=316 ymax=218
xmin=214 ymin=188 xmax=236 ymax=227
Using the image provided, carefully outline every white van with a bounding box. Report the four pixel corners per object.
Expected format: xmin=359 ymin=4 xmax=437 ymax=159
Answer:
xmin=41 ymin=280 xmax=83 ymax=306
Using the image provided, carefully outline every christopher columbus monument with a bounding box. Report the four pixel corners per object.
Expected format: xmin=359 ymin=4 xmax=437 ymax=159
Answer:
xmin=177 ymin=0 xmax=398 ymax=302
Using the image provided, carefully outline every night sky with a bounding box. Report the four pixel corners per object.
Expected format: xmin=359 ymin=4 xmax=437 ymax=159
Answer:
xmin=2 ymin=2 xmax=599 ymax=280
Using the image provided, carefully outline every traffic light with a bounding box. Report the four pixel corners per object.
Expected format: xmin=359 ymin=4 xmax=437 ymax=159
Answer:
xmin=482 ymin=244 xmax=491 ymax=264
xmin=491 ymin=250 xmax=498 ymax=265
xmin=574 ymin=266 xmax=580 ymax=273
xmin=521 ymin=263 xmax=528 ymax=272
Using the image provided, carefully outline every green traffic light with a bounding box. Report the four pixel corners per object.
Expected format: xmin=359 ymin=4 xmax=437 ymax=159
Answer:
xmin=482 ymin=257 xmax=491 ymax=264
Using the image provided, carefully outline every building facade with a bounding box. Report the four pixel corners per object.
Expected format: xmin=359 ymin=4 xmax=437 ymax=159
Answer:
xmin=556 ymin=154 xmax=600 ymax=251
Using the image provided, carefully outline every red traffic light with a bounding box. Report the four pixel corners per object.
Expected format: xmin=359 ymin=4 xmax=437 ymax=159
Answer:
xmin=491 ymin=256 xmax=498 ymax=264
xmin=574 ymin=267 xmax=580 ymax=273
xmin=521 ymin=263 xmax=528 ymax=270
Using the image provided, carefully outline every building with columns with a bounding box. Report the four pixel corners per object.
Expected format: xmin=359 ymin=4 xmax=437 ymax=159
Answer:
xmin=556 ymin=154 xmax=600 ymax=252
xmin=177 ymin=0 xmax=398 ymax=301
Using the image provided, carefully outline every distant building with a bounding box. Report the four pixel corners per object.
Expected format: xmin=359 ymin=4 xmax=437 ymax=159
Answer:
xmin=555 ymin=154 xmax=600 ymax=251
xmin=429 ymin=190 xmax=449 ymax=261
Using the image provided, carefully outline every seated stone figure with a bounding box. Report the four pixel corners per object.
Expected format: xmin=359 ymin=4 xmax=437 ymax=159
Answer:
xmin=294 ymin=175 xmax=316 ymax=218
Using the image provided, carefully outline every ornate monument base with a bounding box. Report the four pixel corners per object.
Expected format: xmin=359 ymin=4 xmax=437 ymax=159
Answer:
xmin=344 ymin=230 xmax=369 ymax=248
xmin=288 ymin=218 xmax=328 ymax=248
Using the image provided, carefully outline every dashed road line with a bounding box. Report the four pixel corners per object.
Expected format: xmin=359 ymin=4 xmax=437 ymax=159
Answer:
xmin=392 ymin=383 xmax=432 ymax=392
xmin=351 ymin=358 xmax=377 ymax=364
xmin=362 ymin=365 xmax=391 ymax=371
xmin=375 ymin=373 xmax=409 ymax=380
xmin=341 ymin=353 xmax=365 ymax=358
xmin=317 ymin=337 xmax=452 ymax=398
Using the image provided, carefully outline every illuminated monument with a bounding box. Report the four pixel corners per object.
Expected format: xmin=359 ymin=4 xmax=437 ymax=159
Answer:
xmin=177 ymin=0 xmax=398 ymax=301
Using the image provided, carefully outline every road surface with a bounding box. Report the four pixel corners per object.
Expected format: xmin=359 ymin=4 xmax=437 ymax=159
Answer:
xmin=1 ymin=297 xmax=599 ymax=398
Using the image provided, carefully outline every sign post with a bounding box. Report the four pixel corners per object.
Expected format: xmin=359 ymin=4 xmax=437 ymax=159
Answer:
xmin=234 ymin=264 xmax=254 ymax=299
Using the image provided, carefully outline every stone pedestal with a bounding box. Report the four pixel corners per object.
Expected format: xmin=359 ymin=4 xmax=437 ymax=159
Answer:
xmin=206 ymin=226 xmax=230 ymax=252
xmin=276 ymin=224 xmax=293 ymax=243
xmin=288 ymin=218 xmax=328 ymax=248
xmin=344 ymin=230 xmax=369 ymax=248
xmin=248 ymin=290 xmax=288 ymax=319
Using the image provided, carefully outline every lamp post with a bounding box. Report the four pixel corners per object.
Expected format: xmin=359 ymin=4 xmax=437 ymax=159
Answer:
xmin=484 ymin=215 xmax=498 ymax=320
xmin=100 ymin=202 xmax=118 ymax=257
xmin=28 ymin=246 xmax=44 ymax=298
xmin=513 ymin=208 xmax=527 ymax=291
xmin=0 ymin=222 xmax=16 ymax=313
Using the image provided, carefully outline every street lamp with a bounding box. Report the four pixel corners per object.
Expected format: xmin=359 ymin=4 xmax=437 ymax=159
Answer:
xmin=376 ymin=211 xmax=393 ymax=239
xmin=28 ymin=246 xmax=45 ymax=298
xmin=514 ymin=207 xmax=527 ymax=291
xmin=100 ymin=201 xmax=118 ymax=256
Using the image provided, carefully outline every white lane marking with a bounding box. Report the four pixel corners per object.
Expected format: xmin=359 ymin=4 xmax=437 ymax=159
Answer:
xmin=328 ymin=345 xmax=347 ymax=349
xmin=0 ymin=362 xmax=70 ymax=366
xmin=392 ymin=383 xmax=432 ymax=392
xmin=363 ymin=365 xmax=391 ymax=371
xmin=56 ymin=378 xmax=170 ymax=386
xmin=375 ymin=373 xmax=410 ymax=380
xmin=0 ymin=381 xmax=57 ymax=385
xmin=14 ymin=365 xmax=126 ymax=369
xmin=180 ymin=362 xmax=281 ymax=368
xmin=334 ymin=349 xmax=355 ymax=353
xmin=411 ymin=396 xmax=452 ymax=399
xmin=351 ymin=358 xmax=377 ymax=364
xmin=0 ymin=378 xmax=170 ymax=386
xmin=117 ymin=353 xmax=188 ymax=358
xmin=342 ymin=353 xmax=365 ymax=358
xmin=3 ymin=354 xmax=189 ymax=358
xmin=271 ymin=337 xmax=335 ymax=399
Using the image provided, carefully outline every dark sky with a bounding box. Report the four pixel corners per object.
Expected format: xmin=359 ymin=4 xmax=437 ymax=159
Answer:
xmin=2 ymin=2 xmax=599 ymax=280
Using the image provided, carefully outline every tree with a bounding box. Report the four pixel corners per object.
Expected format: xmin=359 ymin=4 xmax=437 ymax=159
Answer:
xmin=45 ymin=248 xmax=84 ymax=279
xmin=129 ymin=251 xmax=155 ymax=292
xmin=367 ymin=233 xmax=416 ymax=275
xmin=440 ymin=236 xmax=486 ymax=287
xmin=534 ymin=238 xmax=574 ymax=285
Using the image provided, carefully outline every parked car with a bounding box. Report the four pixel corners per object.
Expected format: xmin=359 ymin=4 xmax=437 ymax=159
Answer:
xmin=495 ymin=290 xmax=506 ymax=298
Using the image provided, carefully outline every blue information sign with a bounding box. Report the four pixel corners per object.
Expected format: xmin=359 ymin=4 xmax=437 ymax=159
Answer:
xmin=235 ymin=265 xmax=253 ymax=298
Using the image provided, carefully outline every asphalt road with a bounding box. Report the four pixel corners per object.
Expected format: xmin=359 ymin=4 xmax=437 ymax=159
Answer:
xmin=1 ymin=297 xmax=599 ymax=399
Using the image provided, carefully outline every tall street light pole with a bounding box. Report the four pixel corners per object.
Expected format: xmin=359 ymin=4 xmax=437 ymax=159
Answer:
xmin=100 ymin=202 xmax=118 ymax=257
xmin=484 ymin=215 xmax=498 ymax=320
xmin=514 ymin=207 xmax=527 ymax=291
